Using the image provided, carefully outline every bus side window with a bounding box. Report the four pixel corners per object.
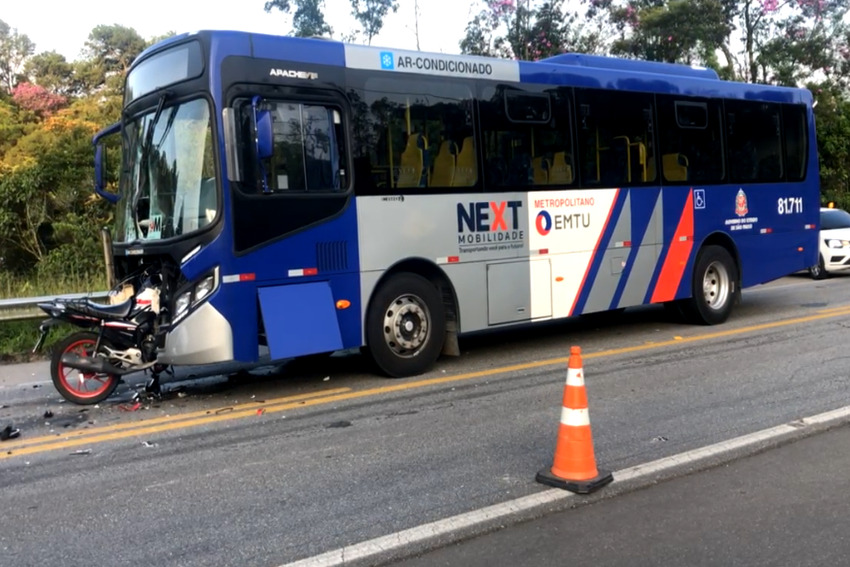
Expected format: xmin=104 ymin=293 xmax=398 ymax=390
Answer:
xmin=575 ymin=88 xmax=654 ymax=188
xmin=480 ymin=85 xmax=574 ymax=191
xmin=726 ymin=100 xmax=782 ymax=183
xmin=783 ymin=104 xmax=807 ymax=181
xmin=657 ymin=96 xmax=724 ymax=184
xmin=351 ymin=76 xmax=475 ymax=195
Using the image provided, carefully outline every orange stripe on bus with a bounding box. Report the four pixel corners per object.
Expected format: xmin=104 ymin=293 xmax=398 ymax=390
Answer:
xmin=651 ymin=191 xmax=694 ymax=303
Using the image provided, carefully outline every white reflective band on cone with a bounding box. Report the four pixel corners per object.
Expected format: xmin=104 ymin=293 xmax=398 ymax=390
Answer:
xmin=566 ymin=367 xmax=585 ymax=387
xmin=560 ymin=407 xmax=590 ymax=427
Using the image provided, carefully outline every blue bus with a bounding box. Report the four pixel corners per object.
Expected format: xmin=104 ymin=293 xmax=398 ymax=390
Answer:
xmin=82 ymin=30 xmax=817 ymax=392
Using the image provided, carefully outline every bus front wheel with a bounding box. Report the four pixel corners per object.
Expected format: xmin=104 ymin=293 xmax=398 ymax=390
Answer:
xmin=683 ymin=245 xmax=738 ymax=325
xmin=366 ymin=273 xmax=446 ymax=378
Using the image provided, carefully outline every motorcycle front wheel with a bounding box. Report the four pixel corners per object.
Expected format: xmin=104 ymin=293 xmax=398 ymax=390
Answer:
xmin=50 ymin=331 xmax=121 ymax=405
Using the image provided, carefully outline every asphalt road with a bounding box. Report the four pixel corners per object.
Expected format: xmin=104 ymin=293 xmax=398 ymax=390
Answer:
xmin=1 ymin=273 xmax=850 ymax=566
xmin=393 ymin=424 xmax=850 ymax=567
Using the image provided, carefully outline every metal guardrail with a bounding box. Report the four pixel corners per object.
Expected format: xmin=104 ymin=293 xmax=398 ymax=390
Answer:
xmin=0 ymin=292 xmax=109 ymax=322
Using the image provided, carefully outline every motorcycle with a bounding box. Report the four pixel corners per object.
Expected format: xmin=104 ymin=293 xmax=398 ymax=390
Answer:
xmin=33 ymin=265 xmax=167 ymax=405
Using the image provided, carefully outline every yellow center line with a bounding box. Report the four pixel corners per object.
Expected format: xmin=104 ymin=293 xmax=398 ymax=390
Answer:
xmin=5 ymin=305 xmax=850 ymax=460
xmin=1 ymin=388 xmax=351 ymax=453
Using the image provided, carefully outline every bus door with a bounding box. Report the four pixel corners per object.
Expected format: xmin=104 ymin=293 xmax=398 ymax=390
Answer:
xmin=225 ymin=88 xmax=358 ymax=360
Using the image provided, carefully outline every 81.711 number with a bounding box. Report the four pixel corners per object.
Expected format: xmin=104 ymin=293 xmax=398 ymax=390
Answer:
xmin=778 ymin=197 xmax=803 ymax=214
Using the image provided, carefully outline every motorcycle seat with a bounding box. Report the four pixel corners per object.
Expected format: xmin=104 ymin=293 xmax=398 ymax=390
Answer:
xmin=64 ymin=297 xmax=135 ymax=320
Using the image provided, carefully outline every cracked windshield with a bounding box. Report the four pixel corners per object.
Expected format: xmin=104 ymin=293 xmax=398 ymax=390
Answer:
xmin=116 ymin=98 xmax=216 ymax=243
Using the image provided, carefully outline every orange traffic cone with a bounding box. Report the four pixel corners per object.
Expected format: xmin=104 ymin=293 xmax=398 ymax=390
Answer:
xmin=536 ymin=345 xmax=613 ymax=494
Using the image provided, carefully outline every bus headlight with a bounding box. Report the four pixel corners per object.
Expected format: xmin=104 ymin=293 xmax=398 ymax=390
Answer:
xmin=173 ymin=267 xmax=220 ymax=322
xmin=195 ymin=275 xmax=215 ymax=301
xmin=175 ymin=292 xmax=192 ymax=318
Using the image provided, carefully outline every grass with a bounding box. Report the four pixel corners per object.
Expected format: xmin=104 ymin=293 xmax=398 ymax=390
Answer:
xmin=0 ymin=272 xmax=105 ymax=362
xmin=0 ymin=320 xmax=74 ymax=363
xmin=0 ymin=271 xmax=106 ymax=299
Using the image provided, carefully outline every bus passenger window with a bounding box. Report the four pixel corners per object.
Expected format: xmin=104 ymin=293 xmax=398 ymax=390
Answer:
xmin=726 ymin=100 xmax=782 ymax=183
xmin=480 ymin=85 xmax=573 ymax=191
xmin=349 ymin=76 xmax=475 ymax=195
xmin=657 ymin=96 xmax=724 ymax=184
xmin=575 ymin=88 xmax=654 ymax=187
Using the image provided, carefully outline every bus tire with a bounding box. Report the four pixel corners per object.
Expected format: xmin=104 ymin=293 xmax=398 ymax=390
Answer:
xmin=683 ymin=245 xmax=738 ymax=325
xmin=366 ymin=273 xmax=446 ymax=378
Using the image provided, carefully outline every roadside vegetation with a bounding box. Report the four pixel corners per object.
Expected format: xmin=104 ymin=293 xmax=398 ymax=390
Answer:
xmin=0 ymin=0 xmax=849 ymax=359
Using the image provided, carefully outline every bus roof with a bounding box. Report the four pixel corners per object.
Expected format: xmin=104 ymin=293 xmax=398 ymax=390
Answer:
xmin=134 ymin=30 xmax=811 ymax=105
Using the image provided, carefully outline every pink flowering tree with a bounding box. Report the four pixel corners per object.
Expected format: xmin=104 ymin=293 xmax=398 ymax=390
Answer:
xmin=11 ymin=82 xmax=67 ymax=117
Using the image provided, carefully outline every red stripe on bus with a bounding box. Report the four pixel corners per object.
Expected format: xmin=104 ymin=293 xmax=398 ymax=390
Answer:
xmin=651 ymin=191 xmax=694 ymax=303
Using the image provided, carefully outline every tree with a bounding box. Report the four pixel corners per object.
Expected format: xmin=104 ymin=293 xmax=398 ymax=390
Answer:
xmin=0 ymin=98 xmax=27 ymax=157
xmin=813 ymin=84 xmax=850 ymax=208
xmin=23 ymin=51 xmax=74 ymax=94
xmin=264 ymin=0 xmax=333 ymax=38
xmin=11 ymin=82 xmax=68 ymax=117
xmin=350 ymin=0 xmax=399 ymax=45
xmin=83 ymin=24 xmax=146 ymax=87
xmin=0 ymin=108 xmax=108 ymax=275
xmin=0 ymin=20 xmax=35 ymax=92
xmin=609 ymin=0 xmax=731 ymax=66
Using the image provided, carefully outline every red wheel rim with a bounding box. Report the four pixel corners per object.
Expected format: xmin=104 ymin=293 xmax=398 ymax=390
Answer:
xmin=57 ymin=338 xmax=114 ymax=399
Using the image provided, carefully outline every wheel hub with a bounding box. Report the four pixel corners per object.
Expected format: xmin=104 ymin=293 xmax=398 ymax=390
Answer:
xmin=383 ymin=295 xmax=429 ymax=356
xmin=702 ymin=261 xmax=730 ymax=310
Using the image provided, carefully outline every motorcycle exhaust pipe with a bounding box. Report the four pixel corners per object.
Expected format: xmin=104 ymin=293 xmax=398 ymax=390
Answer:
xmin=60 ymin=353 xmax=136 ymax=376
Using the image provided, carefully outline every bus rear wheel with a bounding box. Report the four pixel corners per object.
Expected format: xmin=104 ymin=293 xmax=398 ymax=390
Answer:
xmin=683 ymin=245 xmax=738 ymax=325
xmin=366 ymin=273 xmax=446 ymax=378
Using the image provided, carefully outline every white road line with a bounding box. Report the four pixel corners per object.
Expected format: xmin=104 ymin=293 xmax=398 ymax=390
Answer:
xmin=279 ymin=404 xmax=850 ymax=567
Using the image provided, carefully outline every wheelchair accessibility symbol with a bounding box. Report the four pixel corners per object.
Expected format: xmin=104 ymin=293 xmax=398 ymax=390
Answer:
xmin=694 ymin=189 xmax=706 ymax=209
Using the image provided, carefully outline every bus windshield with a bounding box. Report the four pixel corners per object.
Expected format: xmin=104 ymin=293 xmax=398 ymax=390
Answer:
xmin=115 ymin=98 xmax=217 ymax=244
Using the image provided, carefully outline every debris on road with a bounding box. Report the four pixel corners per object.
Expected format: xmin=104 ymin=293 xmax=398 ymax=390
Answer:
xmin=71 ymin=449 xmax=91 ymax=455
xmin=0 ymin=424 xmax=21 ymax=441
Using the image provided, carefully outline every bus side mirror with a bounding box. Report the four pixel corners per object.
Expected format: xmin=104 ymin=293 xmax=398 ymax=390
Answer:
xmin=252 ymin=97 xmax=273 ymax=193
xmin=93 ymin=122 xmax=121 ymax=204
xmin=255 ymin=109 xmax=273 ymax=160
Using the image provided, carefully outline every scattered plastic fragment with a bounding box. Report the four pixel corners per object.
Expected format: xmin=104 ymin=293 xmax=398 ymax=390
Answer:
xmin=72 ymin=449 xmax=92 ymax=455
xmin=119 ymin=402 xmax=142 ymax=412
xmin=141 ymin=441 xmax=157 ymax=448
xmin=0 ymin=425 xmax=21 ymax=441
xmin=43 ymin=410 xmax=54 ymax=418
xmin=215 ymin=407 xmax=234 ymax=415
xmin=256 ymin=408 xmax=266 ymax=416
xmin=323 ymin=376 xmax=330 ymax=381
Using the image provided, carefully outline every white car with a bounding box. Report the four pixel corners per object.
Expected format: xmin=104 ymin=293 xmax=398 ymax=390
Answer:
xmin=810 ymin=207 xmax=850 ymax=279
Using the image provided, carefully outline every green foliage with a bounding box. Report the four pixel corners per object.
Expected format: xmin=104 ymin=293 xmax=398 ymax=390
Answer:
xmin=292 ymin=0 xmax=334 ymax=37
xmin=0 ymin=319 xmax=75 ymax=362
xmin=813 ymin=85 xmax=850 ymax=209
xmin=23 ymin=51 xmax=74 ymax=94
xmin=0 ymin=20 xmax=35 ymax=92
xmin=350 ymin=0 xmax=399 ymax=45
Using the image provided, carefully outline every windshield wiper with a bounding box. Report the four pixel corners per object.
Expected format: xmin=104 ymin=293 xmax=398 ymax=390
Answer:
xmin=132 ymin=92 xmax=170 ymax=239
